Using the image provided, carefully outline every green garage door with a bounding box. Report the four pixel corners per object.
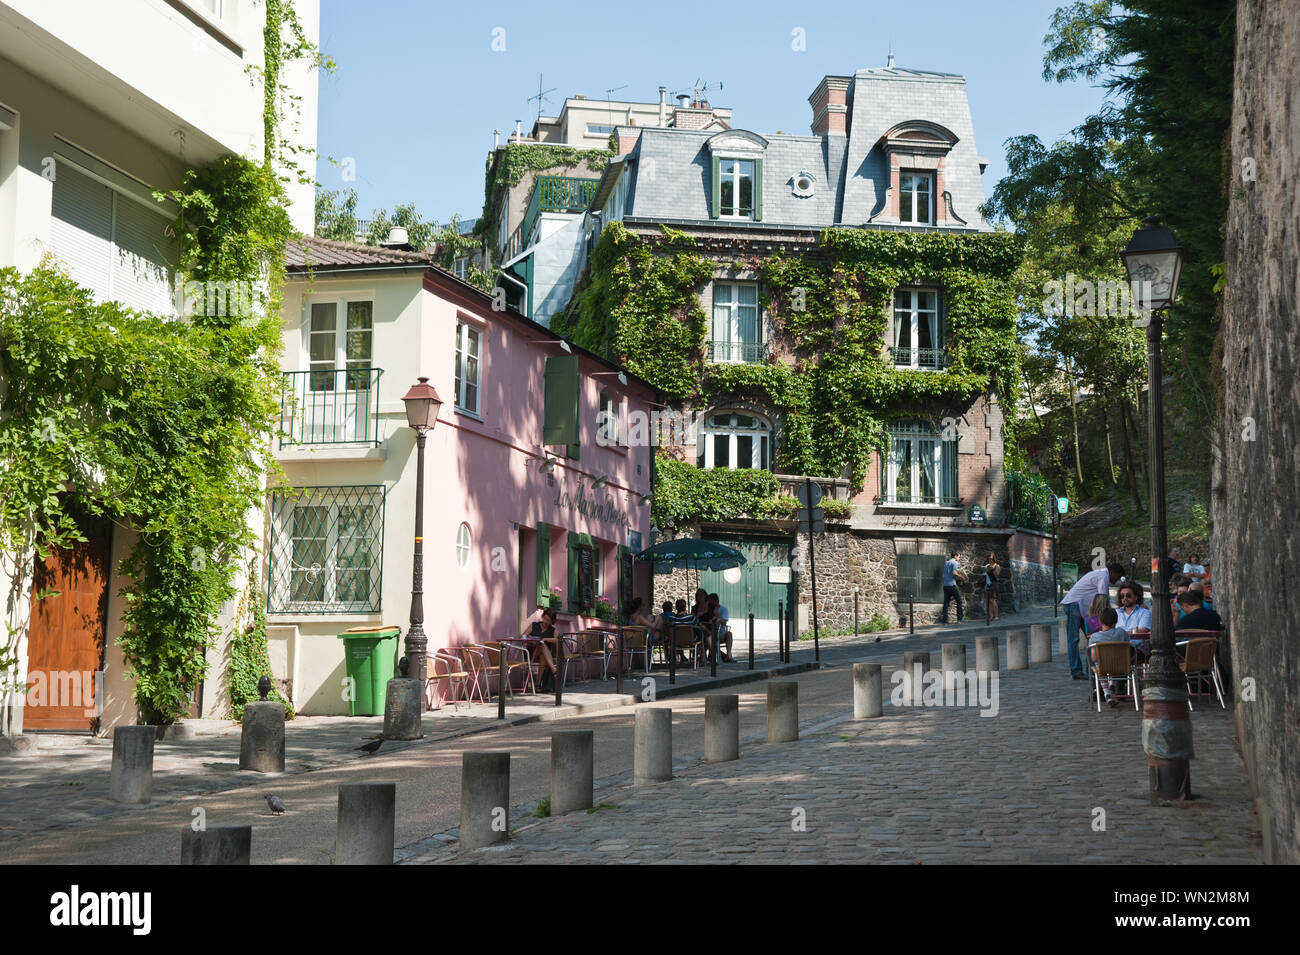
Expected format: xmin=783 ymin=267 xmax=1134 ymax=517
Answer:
xmin=699 ymin=536 xmax=793 ymax=637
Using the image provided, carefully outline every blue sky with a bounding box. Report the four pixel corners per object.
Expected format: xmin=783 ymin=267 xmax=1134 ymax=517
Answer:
xmin=315 ymin=0 xmax=1111 ymax=225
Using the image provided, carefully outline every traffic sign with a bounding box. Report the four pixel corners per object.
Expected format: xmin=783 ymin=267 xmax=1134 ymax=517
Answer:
xmin=1057 ymin=497 xmax=1069 ymax=514
xmin=795 ymin=482 xmax=823 ymax=507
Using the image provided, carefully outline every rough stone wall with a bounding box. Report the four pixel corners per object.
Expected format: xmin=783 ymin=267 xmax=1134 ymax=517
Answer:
xmin=1219 ymin=0 xmax=1300 ymax=865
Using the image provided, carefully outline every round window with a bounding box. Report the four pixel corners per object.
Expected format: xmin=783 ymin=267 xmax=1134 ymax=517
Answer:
xmin=456 ymin=523 xmax=471 ymax=570
xmin=796 ymin=176 xmax=813 ymax=191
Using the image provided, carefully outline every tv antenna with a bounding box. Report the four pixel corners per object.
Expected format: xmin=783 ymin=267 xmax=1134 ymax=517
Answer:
xmin=527 ymin=73 xmax=558 ymax=123
xmin=672 ymin=78 xmax=723 ymax=106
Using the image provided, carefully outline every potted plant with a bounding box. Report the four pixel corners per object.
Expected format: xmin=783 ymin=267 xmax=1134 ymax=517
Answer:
xmin=592 ymin=596 xmax=616 ymax=621
xmin=546 ymin=587 xmax=563 ymax=611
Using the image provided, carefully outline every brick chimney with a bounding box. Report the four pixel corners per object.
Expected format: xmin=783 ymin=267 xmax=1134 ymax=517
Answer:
xmin=808 ymin=75 xmax=852 ymax=135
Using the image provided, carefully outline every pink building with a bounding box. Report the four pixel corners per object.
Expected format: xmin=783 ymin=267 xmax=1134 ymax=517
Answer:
xmin=270 ymin=237 xmax=654 ymax=713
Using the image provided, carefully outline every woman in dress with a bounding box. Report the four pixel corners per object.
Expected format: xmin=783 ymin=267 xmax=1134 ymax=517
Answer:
xmin=983 ymin=552 xmax=1001 ymax=623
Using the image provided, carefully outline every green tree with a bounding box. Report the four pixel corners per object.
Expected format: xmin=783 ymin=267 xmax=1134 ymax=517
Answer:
xmin=315 ymin=187 xmax=359 ymax=242
xmin=365 ymin=202 xmax=438 ymax=251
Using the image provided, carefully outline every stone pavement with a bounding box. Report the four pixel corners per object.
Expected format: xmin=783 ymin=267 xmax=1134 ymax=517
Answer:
xmin=418 ymin=648 xmax=1260 ymax=865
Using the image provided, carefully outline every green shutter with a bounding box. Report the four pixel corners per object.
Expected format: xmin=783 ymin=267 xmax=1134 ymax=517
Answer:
xmin=617 ymin=544 xmax=633 ymax=620
xmin=536 ymin=522 xmax=551 ymax=605
xmin=543 ymin=354 xmax=580 ymax=447
xmin=568 ymin=533 xmax=595 ymax=612
xmin=752 ymin=158 xmax=763 ymax=221
xmin=710 ymin=155 xmax=721 ymax=219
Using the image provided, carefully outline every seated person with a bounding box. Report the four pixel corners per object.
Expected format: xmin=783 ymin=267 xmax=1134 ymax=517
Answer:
xmin=524 ymin=608 xmax=560 ymax=692
xmin=1188 ymin=579 xmax=1214 ymax=611
xmin=1169 ymin=574 xmax=1192 ymax=621
xmin=1115 ymin=581 xmax=1151 ymax=660
xmin=708 ymin=593 xmax=733 ymax=662
xmin=1087 ymin=608 xmax=1131 ymax=706
xmin=665 ymin=598 xmax=697 ymax=663
xmin=1174 ymin=589 xmax=1223 ymax=633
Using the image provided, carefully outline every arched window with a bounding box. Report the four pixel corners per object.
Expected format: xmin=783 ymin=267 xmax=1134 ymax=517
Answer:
xmin=456 ymin=522 xmax=472 ymax=570
xmin=697 ymin=411 xmax=772 ymax=470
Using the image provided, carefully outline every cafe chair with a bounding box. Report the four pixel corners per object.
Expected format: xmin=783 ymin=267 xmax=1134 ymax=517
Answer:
xmin=1180 ymin=636 xmax=1225 ymax=710
xmin=428 ymin=649 xmax=471 ymax=710
xmin=1091 ymin=642 xmax=1139 ymax=712
xmin=484 ymin=640 xmax=537 ymax=697
xmin=459 ymin=645 xmax=494 ymax=704
xmin=671 ymin=623 xmax=700 ymax=669
xmin=620 ymin=626 xmax=651 ymax=675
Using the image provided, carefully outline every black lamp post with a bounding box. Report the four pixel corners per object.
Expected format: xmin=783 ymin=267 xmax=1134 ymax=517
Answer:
xmin=401 ymin=376 xmax=443 ymax=709
xmin=1121 ymin=216 xmax=1189 ymax=799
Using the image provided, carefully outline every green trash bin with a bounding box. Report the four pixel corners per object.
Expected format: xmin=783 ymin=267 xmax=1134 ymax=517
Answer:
xmin=337 ymin=626 xmax=402 ymax=717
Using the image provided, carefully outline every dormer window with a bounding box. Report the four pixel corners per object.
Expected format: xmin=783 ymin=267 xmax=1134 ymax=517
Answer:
xmin=718 ymin=159 xmax=755 ymax=218
xmin=706 ymin=130 xmax=768 ymax=222
xmin=899 ymin=172 xmax=934 ymax=225
xmin=871 ymin=120 xmax=960 ymax=227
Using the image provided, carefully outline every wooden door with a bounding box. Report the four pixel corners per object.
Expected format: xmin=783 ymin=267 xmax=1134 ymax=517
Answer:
xmin=24 ymin=513 xmax=112 ymax=731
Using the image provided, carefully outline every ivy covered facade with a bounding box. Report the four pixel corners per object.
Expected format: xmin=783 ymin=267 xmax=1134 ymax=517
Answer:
xmin=532 ymin=66 xmax=1054 ymax=631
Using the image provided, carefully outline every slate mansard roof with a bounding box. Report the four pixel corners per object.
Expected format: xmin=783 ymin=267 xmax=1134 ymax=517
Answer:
xmin=622 ymin=67 xmax=990 ymax=232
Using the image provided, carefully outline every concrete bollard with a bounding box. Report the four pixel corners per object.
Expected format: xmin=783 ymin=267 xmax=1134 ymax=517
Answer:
xmin=239 ymin=701 xmax=285 ymax=773
xmin=460 ymin=752 xmax=509 ymax=851
xmin=336 ymin=782 xmax=395 ymax=864
xmin=902 ymin=651 xmax=930 ymax=705
xmin=381 ymin=678 xmax=423 ymax=741
xmin=181 ymin=824 xmax=251 ymax=865
xmin=853 ymin=662 xmax=883 ymax=718
xmin=1007 ymin=630 xmax=1029 ymax=670
xmin=1031 ymin=624 xmax=1053 ymax=664
xmin=704 ymin=694 xmax=740 ymax=763
xmin=550 ymin=729 xmax=594 ymax=816
xmin=109 ymin=725 xmax=155 ymax=804
xmin=941 ymin=644 xmax=967 ymax=676
xmin=634 ymin=709 xmax=672 ymax=783
xmin=766 ymin=681 xmax=799 ymax=743
xmin=1058 ymin=617 xmax=1069 ymax=655
xmin=976 ymin=635 xmax=1000 ymax=674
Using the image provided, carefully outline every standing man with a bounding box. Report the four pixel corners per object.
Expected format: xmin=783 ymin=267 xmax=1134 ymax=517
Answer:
xmin=1061 ymin=562 xmax=1125 ymax=680
xmin=1164 ymin=547 xmax=1182 ymax=585
xmin=941 ymin=551 xmax=965 ymax=624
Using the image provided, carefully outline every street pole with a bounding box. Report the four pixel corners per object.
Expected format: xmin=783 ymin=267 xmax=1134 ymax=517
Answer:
xmin=1142 ymin=309 xmax=1192 ymax=799
xmin=805 ymin=477 xmax=820 ymax=662
xmin=406 ymin=429 xmax=429 ymax=707
xmin=1052 ymin=506 xmax=1059 ymax=617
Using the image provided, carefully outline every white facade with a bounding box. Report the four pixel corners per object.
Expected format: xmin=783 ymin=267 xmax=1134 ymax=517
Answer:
xmin=0 ymin=0 xmax=319 ymax=734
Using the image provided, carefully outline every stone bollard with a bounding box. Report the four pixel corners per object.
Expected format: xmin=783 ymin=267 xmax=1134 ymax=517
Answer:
xmin=239 ymin=701 xmax=285 ymax=773
xmin=1058 ymin=617 xmax=1069 ymax=655
xmin=110 ymin=725 xmax=155 ymax=804
xmin=853 ymin=662 xmax=883 ymax=718
xmin=181 ymin=824 xmax=251 ymax=865
xmin=941 ymin=643 xmax=967 ymax=676
xmin=766 ymin=681 xmax=799 ymax=743
xmin=1031 ymin=624 xmax=1053 ymax=664
xmin=704 ymin=694 xmax=740 ymax=763
xmin=382 ymin=678 xmax=423 ymax=741
xmin=460 ymin=752 xmax=509 ymax=851
xmin=1007 ymin=630 xmax=1030 ymax=670
xmin=337 ymin=782 xmax=395 ymax=864
xmin=550 ymin=730 xmax=594 ymax=816
xmin=976 ymin=635 xmax=1000 ymax=674
xmin=634 ymin=709 xmax=672 ymax=783
xmin=902 ymin=651 xmax=931 ymax=705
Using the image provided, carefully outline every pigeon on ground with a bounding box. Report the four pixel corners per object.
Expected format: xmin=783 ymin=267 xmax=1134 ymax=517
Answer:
xmin=355 ymin=738 xmax=383 ymax=754
xmin=265 ymin=794 xmax=287 ymax=815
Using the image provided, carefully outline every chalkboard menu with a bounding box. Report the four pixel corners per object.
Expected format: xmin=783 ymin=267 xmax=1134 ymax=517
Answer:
xmin=620 ymin=551 xmax=634 ymax=613
xmin=578 ymin=546 xmax=595 ymax=610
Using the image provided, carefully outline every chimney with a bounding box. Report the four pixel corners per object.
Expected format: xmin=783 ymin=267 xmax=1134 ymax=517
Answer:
xmin=808 ymin=75 xmax=852 ymax=135
xmin=494 ymin=128 xmax=500 ymax=149
xmin=658 ymin=85 xmax=667 ymax=125
xmin=382 ymin=226 xmax=414 ymax=251
xmin=515 ymin=119 xmax=523 ymax=142
xmin=677 ymin=94 xmax=690 ymax=108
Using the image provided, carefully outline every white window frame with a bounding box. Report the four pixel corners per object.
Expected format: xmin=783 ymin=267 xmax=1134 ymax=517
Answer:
xmin=899 ymin=171 xmax=935 ymax=225
xmin=272 ymin=489 xmax=384 ymax=613
xmin=592 ymin=543 xmax=605 ymax=600
xmin=710 ymin=282 xmax=764 ymax=363
xmin=597 ymin=390 xmax=621 ymax=446
xmin=717 ymin=158 xmax=756 ymax=219
xmin=453 ymin=256 xmax=469 ymax=279
xmin=454 ymin=320 xmax=482 ymax=415
xmin=700 ymin=411 xmax=771 ymax=471
xmin=586 ymin=124 xmax=616 ymax=137
xmin=456 ymin=522 xmax=472 ymax=570
xmin=306 ymin=296 xmax=374 ymax=393
xmin=884 ymin=422 xmax=957 ymax=505
xmin=891 ymin=288 xmax=942 ymax=369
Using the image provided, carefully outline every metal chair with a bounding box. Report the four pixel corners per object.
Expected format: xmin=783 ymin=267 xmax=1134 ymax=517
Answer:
xmin=620 ymin=626 xmax=651 ymax=675
xmin=483 ymin=640 xmax=536 ymax=697
xmin=1091 ymin=641 xmax=1139 ymax=711
xmin=459 ymin=645 xmax=493 ymax=704
xmin=428 ymin=649 xmax=471 ymax=710
xmin=1180 ymin=636 xmax=1225 ymax=710
xmin=671 ymin=623 xmax=700 ymax=669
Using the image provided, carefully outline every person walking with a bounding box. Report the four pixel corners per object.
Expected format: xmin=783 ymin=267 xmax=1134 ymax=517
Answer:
xmin=1060 ymin=562 xmax=1125 ymax=680
xmin=983 ymin=552 xmax=1001 ymax=624
xmin=941 ymin=551 xmax=965 ymax=624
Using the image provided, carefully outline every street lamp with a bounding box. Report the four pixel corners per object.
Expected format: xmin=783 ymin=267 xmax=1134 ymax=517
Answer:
xmin=401 ymin=376 xmax=443 ymax=709
xmin=1121 ymin=216 xmax=1188 ymax=800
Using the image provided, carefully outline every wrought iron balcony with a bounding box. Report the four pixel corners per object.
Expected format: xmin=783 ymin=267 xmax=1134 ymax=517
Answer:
xmin=889 ymin=346 xmax=946 ymax=370
xmin=280 ymin=368 xmax=382 ymax=448
xmin=521 ymin=176 xmax=599 ymax=248
xmin=707 ymin=339 xmax=770 ymax=364
xmin=874 ymin=492 xmax=963 ymax=507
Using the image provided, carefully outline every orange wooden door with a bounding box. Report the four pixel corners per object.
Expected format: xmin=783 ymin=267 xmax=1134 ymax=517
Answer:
xmin=24 ymin=515 xmax=112 ymax=731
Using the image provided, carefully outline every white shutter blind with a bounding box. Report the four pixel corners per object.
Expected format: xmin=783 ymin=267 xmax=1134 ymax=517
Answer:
xmin=50 ymin=164 xmax=113 ymax=300
xmin=112 ymin=195 xmax=174 ymax=315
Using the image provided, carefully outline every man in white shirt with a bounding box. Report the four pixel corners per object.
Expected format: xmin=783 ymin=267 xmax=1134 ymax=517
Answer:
xmin=1061 ymin=562 xmax=1124 ymax=680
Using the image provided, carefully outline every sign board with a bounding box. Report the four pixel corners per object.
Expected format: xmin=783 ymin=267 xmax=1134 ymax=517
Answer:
xmin=966 ymin=504 xmax=987 ymax=526
xmin=769 ymin=566 xmax=792 ymax=584
xmin=1056 ymin=496 xmax=1069 ymax=515
xmin=627 ymin=530 xmax=642 ymax=552
xmin=795 ymin=482 xmax=823 ymax=507
xmin=577 ymin=546 xmax=595 ymax=610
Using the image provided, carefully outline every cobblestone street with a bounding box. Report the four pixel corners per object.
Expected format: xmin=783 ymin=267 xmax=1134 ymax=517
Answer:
xmin=422 ymin=657 xmax=1259 ymax=865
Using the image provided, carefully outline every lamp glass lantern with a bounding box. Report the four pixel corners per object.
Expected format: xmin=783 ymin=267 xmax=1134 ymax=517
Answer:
xmin=402 ymin=376 xmax=443 ymax=432
xmin=1122 ymin=216 xmax=1184 ymax=312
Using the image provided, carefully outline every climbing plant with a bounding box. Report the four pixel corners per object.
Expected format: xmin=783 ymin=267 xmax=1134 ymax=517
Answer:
xmin=556 ymin=223 xmax=1022 ymax=501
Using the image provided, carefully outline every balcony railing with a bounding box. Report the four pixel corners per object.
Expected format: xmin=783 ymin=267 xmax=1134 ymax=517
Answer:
xmin=874 ymin=492 xmax=962 ymax=507
xmin=280 ymin=368 xmax=382 ymax=448
xmin=521 ymin=176 xmax=599 ymax=249
xmin=775 ymin=473 xmax=851 ymax=502
xmin=708 ymin=339 xmax=770 ymax=364
xmin=889 ymin=346 xmax=946 ymax=370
